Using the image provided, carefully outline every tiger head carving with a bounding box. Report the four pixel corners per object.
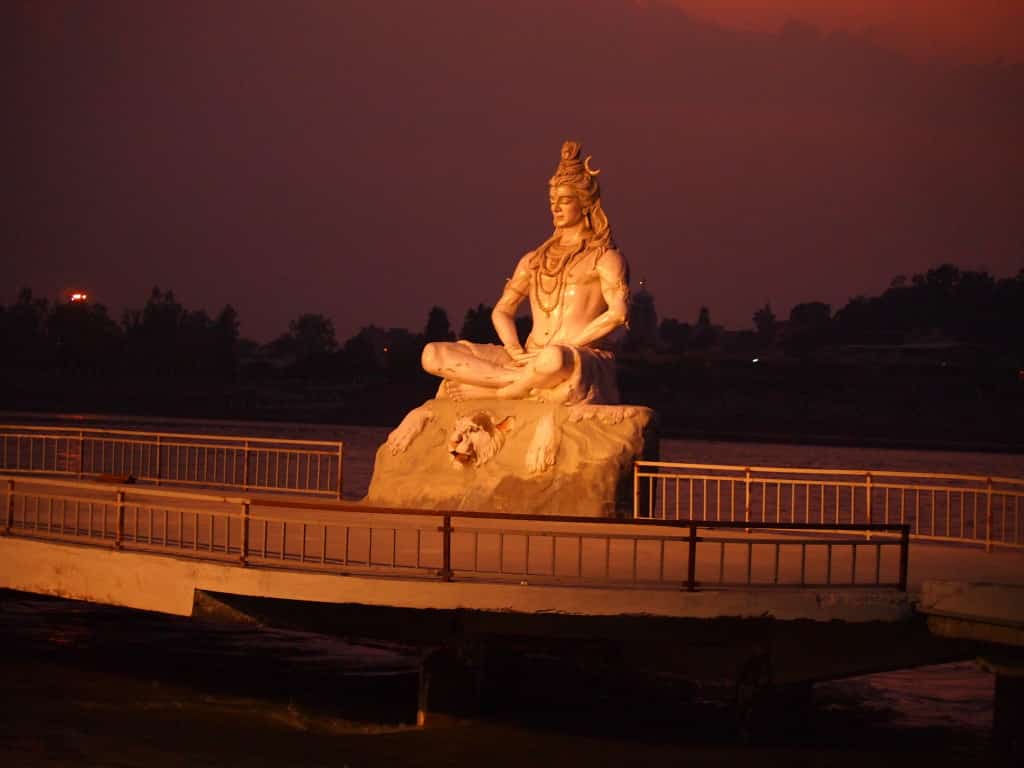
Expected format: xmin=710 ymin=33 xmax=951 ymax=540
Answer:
xmin=448 ymin=411 xmax=515 ymax=468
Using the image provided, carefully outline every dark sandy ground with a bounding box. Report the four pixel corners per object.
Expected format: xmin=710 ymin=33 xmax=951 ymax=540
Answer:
xmin=0 ymin=642 xmax=1003 ymax=768
xmin=0 ymin=590 xmax=1010 ymax=767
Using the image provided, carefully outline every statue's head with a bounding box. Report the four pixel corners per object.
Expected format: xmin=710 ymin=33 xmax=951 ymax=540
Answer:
xmin=549 ymin=140 xmax=601 ymax=207
xmin=548 ymin=140 xmax=613 ymax=248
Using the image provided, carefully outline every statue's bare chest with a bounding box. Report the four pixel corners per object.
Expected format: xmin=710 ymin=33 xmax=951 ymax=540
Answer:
xmin=564 ymin=259 xmax=599 ymax=287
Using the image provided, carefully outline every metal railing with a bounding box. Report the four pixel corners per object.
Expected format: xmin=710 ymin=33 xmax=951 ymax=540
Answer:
xmin=3 ymin=475 xmax=909 ymax=591
xmin=634 ymin=461 xmax=1024 ymax=551
xmin=0 ymin=425 xmax=343 ymax=499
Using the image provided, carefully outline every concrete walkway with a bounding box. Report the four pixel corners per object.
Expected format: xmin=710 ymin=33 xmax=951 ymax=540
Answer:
xmin=1 ymin=476 xmax=1021 ymax=625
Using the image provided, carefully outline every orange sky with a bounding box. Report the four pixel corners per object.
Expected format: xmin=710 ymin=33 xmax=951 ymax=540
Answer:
xmin=671 ymin=0 xmax=1024 ymax=60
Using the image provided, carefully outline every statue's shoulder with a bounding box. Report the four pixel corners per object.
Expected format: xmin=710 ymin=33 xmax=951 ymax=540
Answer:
xmin=505 ymin=251 xmax=536 ymax=285
xmin=594 ymin=244 xmax=626 ymax=269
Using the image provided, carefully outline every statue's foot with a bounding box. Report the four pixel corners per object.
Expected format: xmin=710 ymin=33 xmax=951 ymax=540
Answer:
xmin=387 ymin=406 xmax=434 ymax=455
xmin=525 ymin=412 xmax=560 ymax=474
xmin=444 ymin=381 xmax=500 ymax=401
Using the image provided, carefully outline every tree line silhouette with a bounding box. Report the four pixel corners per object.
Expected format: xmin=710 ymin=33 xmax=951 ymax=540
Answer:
xmin=639 ymin=264 xmax=1023 ymax=366
xmin=1 ymin=289 xmax=528 ymax=381
xmin=3 ymin=264 xmax=1021 ymax=379
xmin=2 ymin=264 xmax=1021 ymax=446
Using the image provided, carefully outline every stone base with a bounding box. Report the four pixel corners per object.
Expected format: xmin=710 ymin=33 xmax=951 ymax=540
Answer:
xmin=365 ymin=398 xmax=658 ymax=518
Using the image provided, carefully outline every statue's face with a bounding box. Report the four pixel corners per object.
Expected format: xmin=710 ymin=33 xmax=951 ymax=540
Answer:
xmin=549 ymin=184 xmax=584 ymax=229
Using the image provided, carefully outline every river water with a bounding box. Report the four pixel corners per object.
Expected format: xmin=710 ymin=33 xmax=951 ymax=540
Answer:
xmin=2 ymin=411 xmax=1020 ymax=765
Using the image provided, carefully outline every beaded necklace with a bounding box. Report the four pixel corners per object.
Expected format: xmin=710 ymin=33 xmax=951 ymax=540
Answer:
xmin=532 ymin=239 xmax=586 ymax=317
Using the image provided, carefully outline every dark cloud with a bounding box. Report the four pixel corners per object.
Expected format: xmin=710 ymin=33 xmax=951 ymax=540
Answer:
xmin=4 ymin=0 xmax=1021 ymax=341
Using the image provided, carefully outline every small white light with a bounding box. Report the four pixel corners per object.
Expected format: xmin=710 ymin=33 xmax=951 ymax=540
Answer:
xmin=752 ymin=357 xmax=760 ymax=364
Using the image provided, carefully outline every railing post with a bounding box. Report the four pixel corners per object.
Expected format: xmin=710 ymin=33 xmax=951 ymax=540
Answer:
xmin=342 ymin=442 xmax=350 ymax=501
xmin=686 ymin=523 xmax=697 ymax=592
xmin=5 ymin=479 xmax=14 ymax=535
xmin=985 ymin=478 xmax=993 ymax=553
xmin=155 ymin=435 xmax=162 ymax=486
xmin=441 ymin=514 xmax=452 ymax=582
xmin=898 ymin=524 xmax=909 ymax=591
xmin=240 ymin=501 xmax=250 ymax=565
xmin=744 ymin=468 xmax=751 ymax=531
xmin=242 ymin=440 xmax=250 ymax=492
xmin=865 ymin=472 xmax=872 ymax=540
xmin=633 ymin=463 xmax=639 ymax=519
xmin=78 ymin=430 xmax=85 ymax=479
xmin=115 ymin=490 xmax=125 ymax=549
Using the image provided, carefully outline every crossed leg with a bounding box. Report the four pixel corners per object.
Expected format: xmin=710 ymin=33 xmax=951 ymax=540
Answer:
xmin=421 ymin=341 xmax=574 ymax=401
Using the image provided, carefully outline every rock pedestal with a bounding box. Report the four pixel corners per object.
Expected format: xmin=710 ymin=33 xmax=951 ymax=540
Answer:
xmin=365 ymin=398 xmax=658 ymax=518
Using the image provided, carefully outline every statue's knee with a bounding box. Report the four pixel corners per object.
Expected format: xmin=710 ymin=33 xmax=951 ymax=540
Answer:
xmin=421 ymin=343 xmax=441 ymax=372
xmin=534 ymin=346 xmax=569 ymax=376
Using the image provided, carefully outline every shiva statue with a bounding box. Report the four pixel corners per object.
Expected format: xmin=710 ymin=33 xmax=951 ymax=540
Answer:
xmin=421 ymin=140 xmax=630 ymax=405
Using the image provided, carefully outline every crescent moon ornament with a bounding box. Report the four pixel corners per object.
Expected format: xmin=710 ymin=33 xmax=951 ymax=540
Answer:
xmin=584 ymin=156 xmax=601 ymax=176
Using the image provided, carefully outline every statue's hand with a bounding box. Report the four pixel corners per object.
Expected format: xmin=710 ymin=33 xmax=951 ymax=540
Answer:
xmin=506 ymin=348 xmax=538 ymax=367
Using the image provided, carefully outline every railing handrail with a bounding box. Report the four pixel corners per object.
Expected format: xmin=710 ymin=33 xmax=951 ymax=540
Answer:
xmin=0 ymin=424 xmax=342 ymax=450
xmin=0 ymin=473 xmax=251 ymax=505
xmin=3 ymin=475 xmax=910 ymax=591
xmin=634 ymin=459 xmax=1024 ymax=552
xmin=634 ymin=472 xmax=1024 ymax=498
xmin=0 ymin=473 xmax=909 ymax=534
xmin=635 ymin=460 xmax=1024 ymax=489
xmin=247 ymin=495 xmax=911 ymax=533
xmin=0 ymin=424 xmax=345 ymax=499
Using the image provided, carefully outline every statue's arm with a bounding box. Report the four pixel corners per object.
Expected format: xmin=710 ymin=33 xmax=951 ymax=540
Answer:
xmin=566 ymin=248 xmax=629 ymax=349
xmin=491 ymin=253 xmax=532 ymax=354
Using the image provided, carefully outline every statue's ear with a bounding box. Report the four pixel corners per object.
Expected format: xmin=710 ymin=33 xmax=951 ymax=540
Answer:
xmin=494 ymin=416 xmax=515 ymax=434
